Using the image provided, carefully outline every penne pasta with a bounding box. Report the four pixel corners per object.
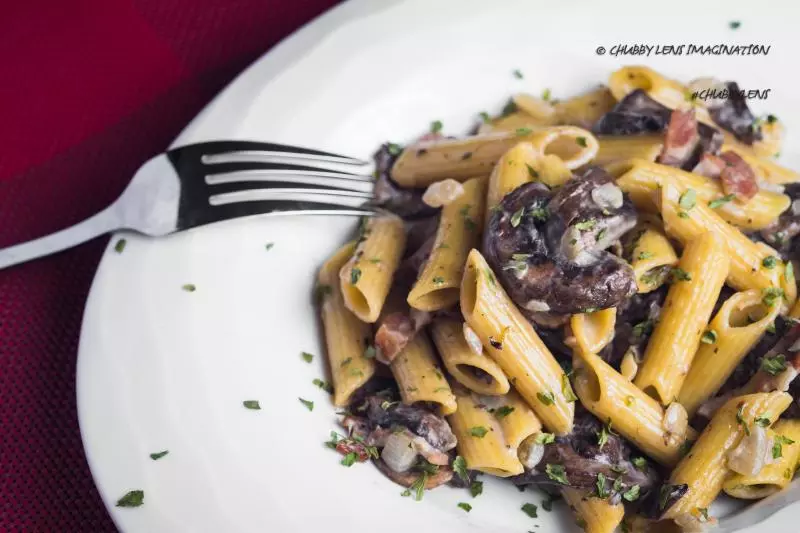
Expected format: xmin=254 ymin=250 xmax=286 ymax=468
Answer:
xmin=614 ymin=159 xmax=790 ymax=231
xmin=430 ymin=319 xmax=510 ymax=396
xmin=408 ymin=177 xmax=486 ymax=311
xmin=630 ymin=226 xmax=679 ymax=293
xmin=663 ymin=392 xmax=793 ymax=520
xmin=390 ymin=330 xmax=457 ymax=415
xmin=570 ymin=308 xmax=616 ymax=355
xmin=724 ymin=143 xmax=800 ymax=184
xmin=447 ymin=386 xmax=523 ymax=476
xmin=391 ymin=127 xmax=597 ymax=187
xmin=484 ymin=142 xmax=537 ymax=218
xmin=563 ymin=489 xmax=625 ymax=533
xmin=479 ymin=111 xmax=553 ymax=135
xmin=339 ymin=215 xmax=407 ymax=323
xmin=678 ymin=290 xmax=780 ymax=416
xmin=495 ymin=388 xmax=542 ymax=450
xmin=634 ymin=232 xmax=729 ymax=406
xmin=723 ymin=419 xmax=800 ymax=499
xmin=593 ymin=135 xmax=663 ymax=168
xmin=461 ymin=249 xmax=574 ymax=435
xmin=318 ymin=242 xmax=376 ymax=406
xmin=572 ymin=348 xmax=696 ymax=466
xmin=553 ymin=86 xmax=617 ymax=129
xmin=512 ymin=93 xmax=558 ymax=123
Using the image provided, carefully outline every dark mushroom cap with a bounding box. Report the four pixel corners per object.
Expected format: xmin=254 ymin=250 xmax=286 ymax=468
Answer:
xmin=708 ymin=81 xmax=763 ymax=146
xmin=483 ymin=168 xmax=638 ymax=317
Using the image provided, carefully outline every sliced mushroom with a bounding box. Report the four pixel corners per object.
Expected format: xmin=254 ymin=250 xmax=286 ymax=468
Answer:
xmin=707 ymin=81 xmax=763 ymax=145
xmin=372 ymin=143 xmax=437 ymax=219
xmin=361 ymin=396 xmax=457 ymax=452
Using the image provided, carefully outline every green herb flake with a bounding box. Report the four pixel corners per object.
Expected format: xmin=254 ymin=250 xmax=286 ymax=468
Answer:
xmin=574 ymin=219 xmax=597 ymax=231
xmin=542 ymin=88 xmax=552 ymax=101
xmin=526 ymin=164 xmax=540 ymax=179
xmin=114 ymin=239 xmax=127 ymax=253
xmin=470 ymin=480 xmax=484 ymax=498
xmin=494 ymin=405 xmax=516 ymax=419
xmin=313 ymin=378 xmax=334 ymax=394
xmin=116 ymin=490 xmax=144 ymax=508
xmin=513 ymin=69 xmax=524 ymax=79
xmin=408 ymin=473 xmax=428 ymax=501
xmin=736 ymin=403 xmax=751 ymax=436
xmin=786 ymin=261 xmax=795 ymax=283
xmin=430 ymin=120 xmax=443 ymax=133
xmin=700 ymin=330 xmax=718 ymax=345
xmin=470 ymin=426 xmax=489 ymax=438
xmin=299 ymin=397 xmax=314 ymax=411
xmin=708 ymin=194 xmax=736 ymax=209
xmin=364 ymin=345 xmax=377 ymax=359
xmin=511 ymin=207 xmax=525 ymax=227
xmin=341 ymin=452 xmax=358 ymax=467
xmin=562 ymin=374 xmax=578 ymax=403
xmin=671 ymin=267 xmax=692 ymax=282
xmin=762 ymin=287 xmax=784 ymax=307
xmin=729 ymin=20 xmax=741 ymax=29
xmin=350 ymin=267 xmax=362 ymax=285
xmin=755 ymin=416 xmax=771 ymax=427
xmin=182 ymin=283 xmax=196 ymax=292
xmin=149 ymin=450 xmax=169 ymax=461
xmin=596 ymin=425 xmax=610 ymax=450
xmin=432 ymin=276 xmax=445 ymax=285
xmin=243 ymin=400 xmax=261 ymax=410
xmin=541 ymin=494 xmax=559 ymax=512
xmin=265 ymin=242 xmax=274 ymax=251
xmin=301 ymin=351 xmax=314 ymax=363
xmin=632 ymin=320 xmax=653 ymax=338
xmin=521 ymin=503 xmax=538 ymax=518
xmin=761 ymin=354 xmax=788 ymax=375
xmin=458 ymin=502 xmax=472 ymax=512
xmin=453 ymin=456 xmax=469 ymax=483
xmin=632 ymin=457 xmax=647 ymax=470
xmin=387 ymin=143 xmax=403 ymax=155
xmin=340 ymin=357 xmax=353 ymax=368
xmin=773 ymin=435 xmax=796 ymax=459
xmin=762 ymin=256 xmax=778 ymax=269
xmin=516 ymin=127 xmax=534 ymax=136
xmin=530 ymin=207 xmax=549 ymax=221
xmin=576 ymin=136 xmax=588 ymax=148
xmin=595 ymin=472 xmax=610 ymax=499
xmin=545 ymin=463 xmax=569 ymax=485
xmin=479 ymin=111 xmax=491 ymax=123
xmin=534 ymin=432 xmax=555 ymax=445
xmin=767 ymin=321 xmax=777 ymax=334
xmin=537 ymin=391 xmax=555 ymax=406
xmin=637 ymin=251 xmax=654 ymax=260
xmin=679 ymin=189 xmax=697 ymax=210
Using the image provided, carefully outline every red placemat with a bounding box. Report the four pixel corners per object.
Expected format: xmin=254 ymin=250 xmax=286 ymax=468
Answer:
xmin=0 ymin=1 xmax=339 ymax=530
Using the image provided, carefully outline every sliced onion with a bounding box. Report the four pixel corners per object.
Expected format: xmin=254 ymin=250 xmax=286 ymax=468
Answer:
xmin=462 ymin=323 xmax=484 ymax=356
xmin=728 ymin=425 xmax=772 ymax=476
xmin=518 ymin=434 xmax=545 ymax=470
xmin=422 ymin=179 xmax=464 ymax=208
xmin=524 ymin=299 xmax=551 ymax=312
xmin=620 ymin=347 xmax=639 ymax=382
xmin=381 ymin=432 xmax=419 ymax=473
xmin=591 ymin=182 xmax=624 ymax=210
xmin=773 ymin=366 xmax=799 ymax=392
xmin=663 ymin=402 xmax=688 ymax=442
xmin=758 ymin=180 xmax=785 ymax=195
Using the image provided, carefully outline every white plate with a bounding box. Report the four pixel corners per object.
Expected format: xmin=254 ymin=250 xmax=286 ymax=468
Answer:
xmin=77 ymin=0 xmax=800 ymax=531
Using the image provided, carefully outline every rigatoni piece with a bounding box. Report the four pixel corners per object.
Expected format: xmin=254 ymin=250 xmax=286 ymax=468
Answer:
xmin=390 ymin=330 xmax=457 ymax=415
xmin=430 ymin=319 xmax=510 ymax=396
xmin=678 ymin=290 xmax=781 ymax=416
xmin=408 ymin=177 xmax=485 ymax=311
xmin=485 ymin=142 xmax=537 ymax=217
xmin=339 ymin=215 xmax=406 ymax=323
xmin=663 ymin=392 xmax=793 ymax=520
xmin=562 ymin=489 xmax=625 ymax=533
xmin=723 ymin=419 xmax=800 ymax=499
xmin=630 ymin=227 xmax=679 ymax=293
xmin=495 ymin=389 xmax=542 ymax=450
xmin=572 ymin=348 xmax=695 ymax=466
xmin=447 ymin=386 xmax=523 ymax=476
xmin=318 ymin=242 xmax=376 ymax=406
xmin=570 ymin=308 xmax=616 ymax=355
xmin=634 ymin=232 xmax=729 ymax=405
xmin=553 ymin=86 xmax=617 ymax=129
xmin=724 ymin=144 xmax=800 ymax=184
xmin=461 ymin=249 xmax=574 ymax=435
xmin=593 ymin=135 xmax=663 ymax=167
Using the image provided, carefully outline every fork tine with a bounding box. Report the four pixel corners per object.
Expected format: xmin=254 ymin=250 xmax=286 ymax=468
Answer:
xmin=208 ymin=187 xmax=373 ymax=208
xmin=173 ymin=140 xmax=370 ymax=167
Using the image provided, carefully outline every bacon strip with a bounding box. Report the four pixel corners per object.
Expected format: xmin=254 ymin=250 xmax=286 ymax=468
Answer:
xmin=691 ymin=152 xmax=726 ymax=179
xmin=374 ymin=312 xmax=415 ymax=364
xmin=658 ymin=109 xmax=700 ymax=168
xmin=719 ymin=151 xmax=759 ymax=201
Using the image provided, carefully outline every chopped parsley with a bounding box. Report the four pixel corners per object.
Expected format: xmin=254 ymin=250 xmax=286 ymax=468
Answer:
xmin=632 ymin=457 xmax=648 ymax=470
xmin=562 ymin=374 xmax=578 ymax=403
xmin=679 ymin=189 xmax=697 ymax=210
xmin=534 ymin=432 xmax=555 ymax=444
xmin=671 ymin=267 xmax=692 ymax=282
xmin=595 ymin=473 xmax=610 ymax=499
xmin=513 ymin=69 xmax=524 ymax=79
xmin=479 ymin=111 xmax=491 ymax=123
xmin=363 ymin=345 xmax=377 ymax=359
xmin=368 ymin=257 xmax=381 ymax=264
xmin=299 ymin=397 xmax=314 ymax=411
xmin=243 ymin=400 xmax=261 ymax=410
xmin=457 ymin=502 xmax=472 ymax=512
xmin=313 ymin=378 xmax=334 ymax=394
xmin=754 ymin=416 xmax=771 ymax=427
xmin=541 ymin=494 xmax=559 ymax=512
xmin=452 ymin=456 xmax=469 ymax=483
xmin=530 ymin=206 xmax=549 ymax=221
xmin=340 ymin=357 xmax=353 ymax=368
xmin=182 ymin=283 xmax=196 ymax=292
xmin=596 ymin=425 xmax=610 ymax=450
xmin=762 ymin=256 xmax=778 ymax=269
xmin=407 ymin=473 xmax=428 ymax=501
xmin=773 ymin=435 xmax=796 ymax=459
xmin=736 ymin=403 xmax=750 ymax=436
xmin=786 ymin=261 xmax=795 ymax=283
xmin=697 ymin=507 xmax=710 ymax=522
xmin=149 ymin=450 xmax=169 ymax=461
xmin=729 ymin=20 xmax=741 ymax=29
xmin=761 ymin=354 xmax=788 ymax=375
xmin=341 ymin=452 xmax=358 ymax=467
xmin=114 ymin=239 xmax=127 ymax=253
xmin=470 ymin=426 xmax=489 ymax=438
xmin=700 ymin=330 xmax=718 ymax=344
xmin=116 ymin=490 xmax=144 ymax=508
xmin=545 ymin=464 xmax=569 ymax=485
xmin=430 ymin=120 xmax=443 ymax=133
xmin=516 ymin=127 xmax=534 ymax=136
xmin=265 ymin=242 xmax=274 ymax=251
xmin=537 ymin=391 xmax=555 ymax=406
xmin=622 ymin=484 xmax=641 ymax=502
xmin=767 ymin=321 xmax=777 ymax=334
xmin=301 ymin=351 xmax=314 ymax=363
xmin=637 ymin=251 xmax=654 ymax=260
xmin=470 ymin=480 xmax=483 ymax=497
xmin=494 ymin=406 xmax=516 ymax=419
xmin=350 ymin=267 xmax=362 ymax=285
xmin=521 ymin=503 xmax=538 ymax=518
xmin=632 ymin=320 xmax=654 ymax=338
xmin=511 ymin=207 xmax=525 ymax=227
xmin=432 ymin=276 xmax=445 ymax=285
xmin=574 ymin=219 xmax=597 ymax=231
xmin=708 ymin=194 xmax=736 ymax=209
xmin=541 ymin=88 xmax=552 ymax=101
xmin=526 ymin=164 xmax=539 ymax=179
xmin=387 ymin=143 xmax=403 ymax=155
xmin=762 ymin=287 xmax=784 ymax=307
xmin=576 ymin=137 xmax=588 ymax=148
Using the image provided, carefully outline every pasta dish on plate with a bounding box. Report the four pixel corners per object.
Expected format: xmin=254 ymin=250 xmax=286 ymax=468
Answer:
xmin=313 ymin=65 xmax=800 ymax=532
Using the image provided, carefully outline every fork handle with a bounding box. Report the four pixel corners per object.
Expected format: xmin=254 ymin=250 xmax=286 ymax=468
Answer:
xmin=0 ymin=207 xmax=121 ymax=270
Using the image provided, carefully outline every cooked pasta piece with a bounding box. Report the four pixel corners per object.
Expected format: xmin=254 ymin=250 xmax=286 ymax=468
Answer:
xmin=512 ymin=93 xmax=558 ymax=123
xmin=553 ymin=86 xmax=617 ymax=129
xmin=724 ymin=144 xmax=800 ymax=184
xmin=570 ymin=308 xmax=616 ymax=355
xmin=447 ymin=386 xmax=523 ymax=476
xmin=593 ymin=135 xmax=663 ymax=167
xmin=318 ymin=242 xmax=376 ymax=406
xmin=608 ymin=66 xmax=694 ymax=117
xmin=663 ymin=392 xmax=793 ymax=520
xmin=339 ymin=215 xmax=406 ymax=323
xmin=390 ymin=330 xmax=457 ymax=415
xmin=391 ymin=127 xmax=597 ymax=187
xmin=659 ymin=181 xmax=795 ymax=306
xmin=614 ymin=159 xmax=790 ymax=231
xmin=479 ymin=111 xmax=551 ymax=135
xmin=629 ymin=227 xmax=679 ymax=293
xmin=524 ymin=126 xmax=598 ymax=187
xmin=678 ymin=290 xmax=781 ymax=416
xmin=634 ymin=232 xmax=729 ymax=405
xmin=723 ymin=419 xmax=800 ymax=499
xmin=430 ymin=319 xmax=510 ymax=396
xmin=461 ymin=249 xmax=574 ymax=435
xmin=572 ymin=348 xmax=696 ymax=466
xmin=408 ymin=177 xmax=486 ymax=311
xmin=495 ymin=388 xmax=542 ymax=450
xmin=563 ymin=489 xmax=625 ymax=533
xmin=485 ymin=142 xmax=537 ymax=217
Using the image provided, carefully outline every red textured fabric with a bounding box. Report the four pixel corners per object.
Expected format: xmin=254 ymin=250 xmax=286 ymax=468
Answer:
xmin=0 ymin=1 xmax=339 ymax=531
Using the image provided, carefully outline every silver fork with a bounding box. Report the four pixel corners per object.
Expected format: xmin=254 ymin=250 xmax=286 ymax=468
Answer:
xmin=0 ymin=141 xmax=377 ymax=270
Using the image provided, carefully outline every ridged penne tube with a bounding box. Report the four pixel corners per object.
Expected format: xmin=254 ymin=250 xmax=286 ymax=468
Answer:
xmin=430 ymin=319 xmax=510 ymax=396
xmin=663 ymin=392 xmax=793 ymax=519
xmin=678 ymin=290 xmax=781 ymax=416
xmin=623 ymin=516 xmax=682 ymax=533
xmin=723 ymin=419 xmax=800 ymax=499
xmin=390 ymin=330 xmax=457 ymax=415
xmin=391 ymin=127 xmax=596 ymax=187
xmin=495 ymin=389 xmax=542 ymax=450
xmin=563 ymin=489 xmax=625 ymax=533
xmin=634 ymin=233 xmax=729 ymax=405
xmin=659 ymin=182 xmax=795 ymax=305
xmin=512 ymin=93 xmax=558 ymax=123
xmin=553 ymin=86 xmax=617 ymax=129
xmin=593 ymin=135 xmax=663 ymax=167
xmin=485 ymin=142 xmax=537 ymax=217
xmin=630 ymin=227 xmax=679 ymax=293
xmin=573 ymin=348 xmax=696 ymax=466
xmin=339 ymin=216 xmax=406 ymax=323
xmin=461 ymin=249 xmax=574 ymax=435
xmin=318 ymin=242 xmax=376 ymax=406
xmin=615 ymin=159 xmax=790 ymax=231
xmin=408 ymin=177 xmax=485 ymax=311
xmin=724 ymin=144 xmax=800 ymax=184
xmin=447 ymin=386 xmax=523 ymax=476
xmin=571 ymin=308 xmax=616 ymax=355
xmin=478 ymin=111 xmax=554 ymax=135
